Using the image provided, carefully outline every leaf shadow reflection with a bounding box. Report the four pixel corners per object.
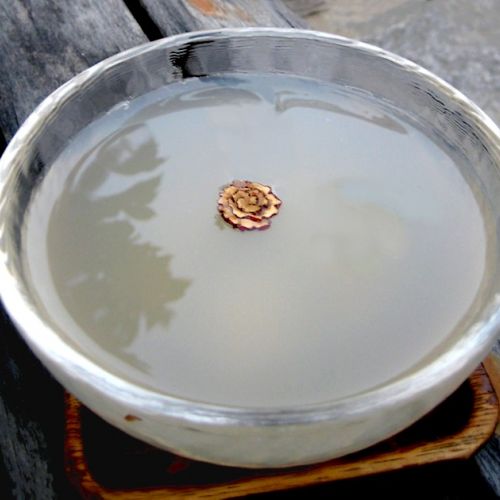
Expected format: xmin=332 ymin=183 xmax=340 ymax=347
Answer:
xmin=47 ymin=124 xmax=190 ymax=371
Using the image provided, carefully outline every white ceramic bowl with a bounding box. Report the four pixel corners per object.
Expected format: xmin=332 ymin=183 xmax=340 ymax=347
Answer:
xmin=1 ymin=29 xmax=500 ymax=467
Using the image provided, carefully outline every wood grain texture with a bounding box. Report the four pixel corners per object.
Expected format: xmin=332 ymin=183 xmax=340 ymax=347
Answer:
xmin=0 ymin=0 xmax=147 ymax=140
xmin=476 ymin=353 xmax=500 ymax=495
xmin=63 ymin=365 xmax=498 ymax=499
xmin=284 ymin=0 xmax=326 ymax=17
xmin=134 ymin=0 xmax=305 ymax=36
xmin=0 ymin=1 xmax=147 ymax=497
xmin=0 ymin=310 xmax=66 ymax=498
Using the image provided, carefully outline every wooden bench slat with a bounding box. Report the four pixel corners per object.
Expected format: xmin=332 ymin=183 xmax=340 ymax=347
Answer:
xmin=136 ymin=0 xmax=304 ymax=36
xmin=0 ymin=2 xmax=147 ymax=497
xmin=0 ymin=0 xmax=147 ymax=140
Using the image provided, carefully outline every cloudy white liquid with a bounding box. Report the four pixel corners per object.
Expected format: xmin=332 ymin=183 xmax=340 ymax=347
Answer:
xmin=24 ymin=74 xmax=487 ymax=407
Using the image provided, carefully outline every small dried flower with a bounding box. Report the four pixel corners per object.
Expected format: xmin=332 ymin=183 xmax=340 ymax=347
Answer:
xmin=218 ymin=180 xmax=282 ymax=231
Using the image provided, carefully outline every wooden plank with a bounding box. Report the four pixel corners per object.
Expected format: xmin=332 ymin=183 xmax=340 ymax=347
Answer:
xmin=0 ymin=1 xmax=149 ymax=497
xmin=134 ymin=0 xmax=305 ymax=36
xmin=284 ymin=0 xmax=326 ymax=17
xmin=0 ymin=0 xmax=147 ymax=141
xmin=477 ymin=353 xmax=500 ymax=495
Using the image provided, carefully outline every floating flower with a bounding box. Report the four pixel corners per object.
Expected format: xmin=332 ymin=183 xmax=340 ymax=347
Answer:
xmin=217 ymin=180 xmax=282 ymax=231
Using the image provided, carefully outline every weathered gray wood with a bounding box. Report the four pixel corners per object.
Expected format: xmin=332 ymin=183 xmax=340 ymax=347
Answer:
xmin=136 ymin=0 xmax=305 ymax=36
xmin=0 ymin=1 xmax=149 ymax=497
xmin=284 ymin=0 xmax=326 ymax=17
xmin=0 ymin=1 xmax=303 ymax=498
xmin=0 ymin=0 xmax=147 ymax=141
xmin=477 ymin=437 xmax=500 ymax=497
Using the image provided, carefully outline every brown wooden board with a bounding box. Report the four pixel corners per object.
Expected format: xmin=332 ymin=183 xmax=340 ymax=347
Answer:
xmin=476 ymin=353 xmax=500 ymax=494
xmin=64 ymin=364 xmax=498 ymax=499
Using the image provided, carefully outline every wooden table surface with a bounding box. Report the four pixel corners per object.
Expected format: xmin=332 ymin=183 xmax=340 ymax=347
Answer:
xmin=0 ymin=1 xmax=499 ymax=498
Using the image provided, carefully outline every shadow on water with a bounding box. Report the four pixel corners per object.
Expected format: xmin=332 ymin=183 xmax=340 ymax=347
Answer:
xmin=47 ymin=124 xmax=190 ymax=371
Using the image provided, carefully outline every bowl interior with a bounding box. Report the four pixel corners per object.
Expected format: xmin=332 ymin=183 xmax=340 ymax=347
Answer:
xmin=1 ymin=29 xmax=500 ymax=415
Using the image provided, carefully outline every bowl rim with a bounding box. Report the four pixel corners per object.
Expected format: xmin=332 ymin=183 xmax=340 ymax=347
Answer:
xmin=1 ymin=27 xmax=500 ymax=426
